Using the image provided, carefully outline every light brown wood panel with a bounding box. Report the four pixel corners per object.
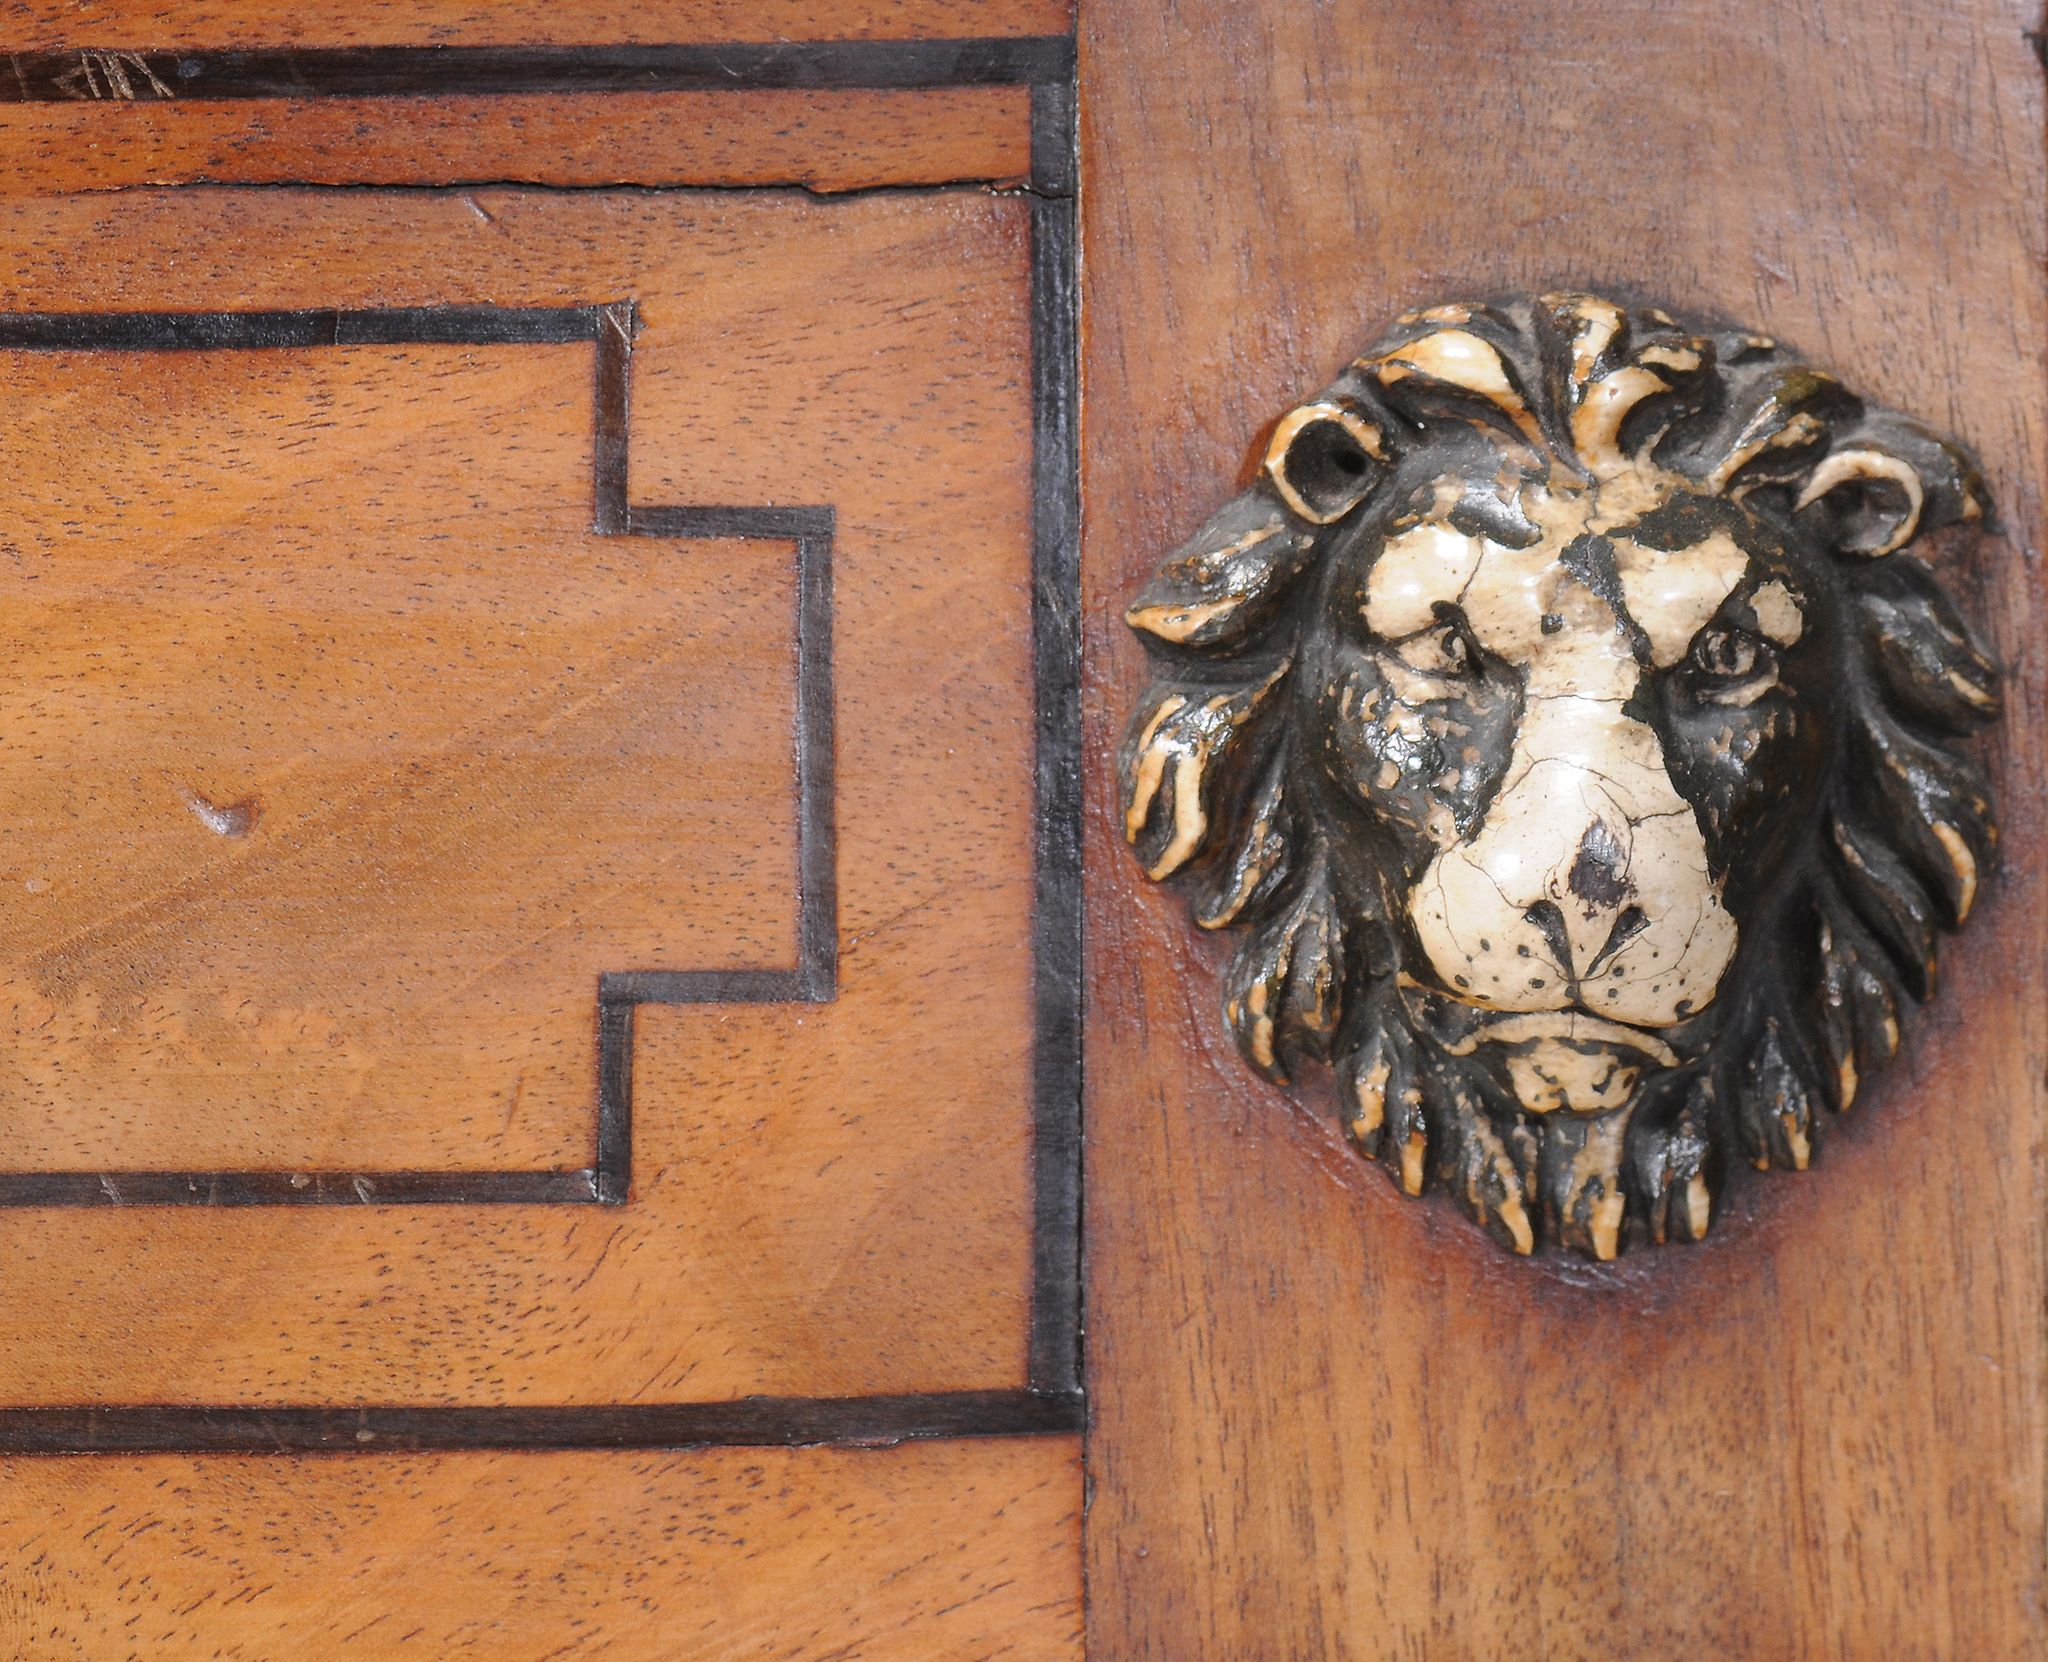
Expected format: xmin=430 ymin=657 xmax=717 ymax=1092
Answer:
xmin=0 ymin=0 xmax=1073 ymax=48
xmin=0 ymin=1437 xmax=1084 ymax=1659
xmin=0 ymin=88 xmax=1032 ymax=195
xmin=0 ymin=350 xmax=792 ymax=1174
xmin=1080 ymin=1 xmax=2045 ymax=1657
xmin=0 ymin=187 xmax=1041 ymax=1406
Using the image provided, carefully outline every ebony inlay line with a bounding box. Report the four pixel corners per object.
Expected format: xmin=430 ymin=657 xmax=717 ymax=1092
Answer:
xmin=0 ymin=37 xmax=1076 ymax=104
xmin=600 ymin=968 xmax=813 ymax=1003
xmin=594 ymin=998 xmax=635 ymax=1209
xmin=1028 ymin=78 xmax=1077 ymax=199
xmin=1024 ymin=185 xmax=1084 ymax=1397
xmin=630 ymin=505 xmax=834 ymax=540
xmin=621 ymin=506 xmax=840 ymax=1010
xmin=0 ymin=1387 xmax=1086 ymax=1454
xmin=793 ymin=511 xmax=839 ymax=1006
xmin=0 ymin=1169 xmax=599 ymax=1207
xmin=0 ymin=305 xmax=607 ymax=351
xmin=591 ymin=300 xmax=634 ymax=535
xmin=587 ymin=505 xmax=839 ymax=1204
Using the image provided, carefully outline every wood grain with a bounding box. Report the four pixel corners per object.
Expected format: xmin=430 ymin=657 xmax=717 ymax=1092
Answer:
xmin=0 ymin=187 xmax=1042 ymax=1406
xmin=0 ymin=347 xmax=793 ymax=1175
xmin=0 ymin=1437 xmax=1084 ymax=1659
xmin=0 ymin=0 xmax=1074 ymax=49
xmin=0 ymin=88 xmax=1032 ymax=194
xmin=1080 ymin=1 xmax=2046 ymax=1657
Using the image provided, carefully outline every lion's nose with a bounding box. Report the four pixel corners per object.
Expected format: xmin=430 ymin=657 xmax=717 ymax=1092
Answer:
xmin=1567 ymin=820 xmax=1631 ymax=907
xmin=1535 ymin=816 xmax=1644 ymax=980
xmin=1521 ymin=898 xmax=1572 ymax=970
xmin=1595 ymin=904 xmax=1650 ymax=970
xmin=1523 ymin=891 xmax=1647 ymax=984
xmin=1407 ymin=730 xmax=1740 ymax=1026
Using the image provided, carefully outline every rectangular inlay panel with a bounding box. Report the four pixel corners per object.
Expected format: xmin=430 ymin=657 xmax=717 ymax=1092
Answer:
xmin=0 ymin=185 xmax=1064 ymax=1411
xmin=0 ymin=20 xmax=1084 ymax=1662
xmin=0 ymin=308 xmax=823 ymax=1200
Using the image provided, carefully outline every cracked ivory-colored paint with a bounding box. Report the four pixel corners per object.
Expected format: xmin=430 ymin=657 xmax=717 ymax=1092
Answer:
xmin=1372 ymin=475 xmax=1747 ymax=1049
xmin=1749 ymin=578 xmax=1806 ymax=646
xmin=1613 ymin=530 xmax=1749 ymax=666
xmin=1501 ymin=1038 xmax=1643 ymax=1115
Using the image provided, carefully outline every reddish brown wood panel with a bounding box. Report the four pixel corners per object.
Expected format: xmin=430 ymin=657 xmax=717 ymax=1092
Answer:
xmin=0 ymin=1438 xmax=1085 ymax=1658
xmin=1080 ymin=1 xmax=2046 ymax=1657
xmin=0 ymin=88 xmax=1032 ymax=194
xmin=0 ymin=186 xmax=1042 ymax=1407
xmin=0 ymin=0 xmax=1074 ymax=49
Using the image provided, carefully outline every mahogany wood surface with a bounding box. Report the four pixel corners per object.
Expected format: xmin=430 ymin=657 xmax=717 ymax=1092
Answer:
xmin=0 ymin=1439 xmax=1084 ymax=1659
xmin=23 ymin=0 xmax=2043 ymax=1653
xmin=0 ymin=0 xmax=1074 ymax=49
xmin=1080 ymin=1 xmax=2046 ymax=1657
xmin=0 ymin=88 xmax=1032 ymax=194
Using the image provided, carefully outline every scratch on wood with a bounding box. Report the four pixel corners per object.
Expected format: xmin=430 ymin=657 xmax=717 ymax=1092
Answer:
xmin=180 ymin=787 xmax=260 ymax=837
xmin=50 ymin=51 xmax=174 ymax=102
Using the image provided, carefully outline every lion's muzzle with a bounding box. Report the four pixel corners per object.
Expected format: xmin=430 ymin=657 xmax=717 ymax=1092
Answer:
xmin=1408 ymin=682 xmax=1739 ymax=1028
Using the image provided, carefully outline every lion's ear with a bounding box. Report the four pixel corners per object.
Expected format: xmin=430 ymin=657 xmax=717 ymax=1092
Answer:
xmin=1261 ymin=397 xmax=1386 ymax=524
xmin=1794 ymin=423 xmax=1990 ymax=558
xmin=1124 ymin=381 xmax=1387 ymax=654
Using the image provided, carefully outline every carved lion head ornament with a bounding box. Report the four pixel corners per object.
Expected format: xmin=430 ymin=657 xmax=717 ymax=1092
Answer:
xmin=1119 ymin=293 xmax=2003 ymax=1260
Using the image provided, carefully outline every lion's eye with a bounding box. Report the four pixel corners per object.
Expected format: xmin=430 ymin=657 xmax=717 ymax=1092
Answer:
xmin=1689 ymin=625 xmax=1763 ymax=681
xmin=1394 ymin=618 xmax=1479 ymax=680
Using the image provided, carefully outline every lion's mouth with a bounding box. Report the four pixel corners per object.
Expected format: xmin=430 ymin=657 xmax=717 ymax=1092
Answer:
xmin=1441 ymin=1010 xmax=1680 ymax=1117
xmin=1443 ymin=1010 xmax=1680 ymax=1067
